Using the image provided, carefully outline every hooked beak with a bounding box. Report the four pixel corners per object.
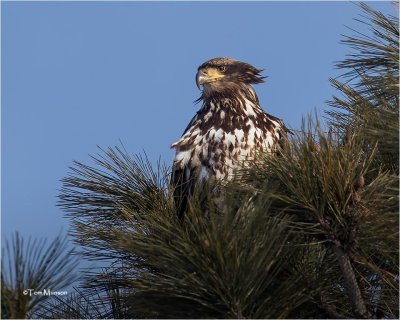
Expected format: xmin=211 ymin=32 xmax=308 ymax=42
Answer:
xmin=196 ymin=69 xmax=206 ymax=90
xmin=196 ymin=68 xmax=225 ymax=90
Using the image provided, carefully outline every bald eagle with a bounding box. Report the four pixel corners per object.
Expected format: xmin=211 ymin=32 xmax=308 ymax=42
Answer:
xmin=171 ymin=58 xmax=288 ymax=220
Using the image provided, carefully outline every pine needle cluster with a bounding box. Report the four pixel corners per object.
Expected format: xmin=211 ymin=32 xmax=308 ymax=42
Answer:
xmin=1 ymin=233 xmax=78 ymax=319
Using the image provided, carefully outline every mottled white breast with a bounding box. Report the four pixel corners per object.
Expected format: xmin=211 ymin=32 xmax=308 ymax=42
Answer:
xmin=172 ymin=94 xmax=286 ymax=184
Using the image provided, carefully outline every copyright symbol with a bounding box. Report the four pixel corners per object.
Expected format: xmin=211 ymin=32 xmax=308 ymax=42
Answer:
xmin=23 ymin=290 xmax=28 ymax=295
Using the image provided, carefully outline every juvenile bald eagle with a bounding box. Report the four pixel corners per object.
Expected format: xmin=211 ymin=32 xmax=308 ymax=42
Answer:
xmin=171 ymin=57 xmax=288 ymax=220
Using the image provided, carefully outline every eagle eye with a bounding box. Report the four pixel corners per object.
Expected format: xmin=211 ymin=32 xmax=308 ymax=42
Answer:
xmin=217 ymin=65 xmax=226 ymax=72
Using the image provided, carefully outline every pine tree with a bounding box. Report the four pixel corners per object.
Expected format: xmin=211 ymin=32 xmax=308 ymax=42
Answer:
xmin=1 ymin=233 xmax=78 ymax=319
xmin=3 ymin=3 xmax=398 ymax=319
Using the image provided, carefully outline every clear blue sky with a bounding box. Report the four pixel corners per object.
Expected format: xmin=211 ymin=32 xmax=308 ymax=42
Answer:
xmin=2 ymin=1 xmax=394 ymax=242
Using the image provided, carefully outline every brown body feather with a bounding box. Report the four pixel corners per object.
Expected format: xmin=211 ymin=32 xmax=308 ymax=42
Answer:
xmin=171 ymin=58 xmax=288 ymax=220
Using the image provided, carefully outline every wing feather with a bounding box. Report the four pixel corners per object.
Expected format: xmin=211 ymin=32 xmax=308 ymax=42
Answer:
xmin=171 ymin=164 xmax=196 ymax=221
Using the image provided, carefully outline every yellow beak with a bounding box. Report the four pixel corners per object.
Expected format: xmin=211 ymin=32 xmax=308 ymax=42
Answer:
xmin=196 ymin=68 xmax=225 ymax=89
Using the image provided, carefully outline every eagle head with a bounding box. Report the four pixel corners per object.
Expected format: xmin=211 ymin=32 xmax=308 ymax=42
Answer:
xmin=196 ymin=57 xmax=265 ymax=97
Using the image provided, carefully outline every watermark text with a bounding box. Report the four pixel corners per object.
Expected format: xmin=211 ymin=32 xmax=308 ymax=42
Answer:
xmin=22 ymin=289 xmax=68 ymax=297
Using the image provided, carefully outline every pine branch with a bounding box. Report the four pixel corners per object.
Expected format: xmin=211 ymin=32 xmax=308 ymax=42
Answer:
xmin=331 ymin=241 xmax=370 ymax=318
